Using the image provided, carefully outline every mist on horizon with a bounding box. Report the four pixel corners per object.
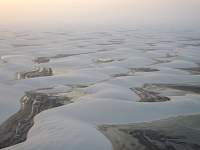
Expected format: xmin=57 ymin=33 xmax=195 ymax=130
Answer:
xmin=0 ymin=0 xmax=200 ymax=29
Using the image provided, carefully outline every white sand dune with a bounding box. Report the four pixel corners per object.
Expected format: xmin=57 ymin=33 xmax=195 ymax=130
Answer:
xmin=0 ymin=28 xmax=200 ymax=150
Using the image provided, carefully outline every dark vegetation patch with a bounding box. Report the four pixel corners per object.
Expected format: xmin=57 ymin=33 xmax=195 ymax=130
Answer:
xmin=0 ymin=91 xmax=72 ymax=149
xmin=16 ymin=67 xmax=53 ymax=79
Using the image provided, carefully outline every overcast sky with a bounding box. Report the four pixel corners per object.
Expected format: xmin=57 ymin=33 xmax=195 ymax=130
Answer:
xmin=0 ymin=0 xmax=200 ymax=28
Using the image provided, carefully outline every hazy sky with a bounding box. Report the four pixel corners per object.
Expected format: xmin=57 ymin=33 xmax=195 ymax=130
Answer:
xmin=0 ymin=0 xmax=200 ymax=28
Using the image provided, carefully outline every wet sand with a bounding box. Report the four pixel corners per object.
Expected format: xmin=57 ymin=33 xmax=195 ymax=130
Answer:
xmin=99 ymin=114 xmax=200 ymax=150
xmin=131 ymin=84 xmax=200 ymax=102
